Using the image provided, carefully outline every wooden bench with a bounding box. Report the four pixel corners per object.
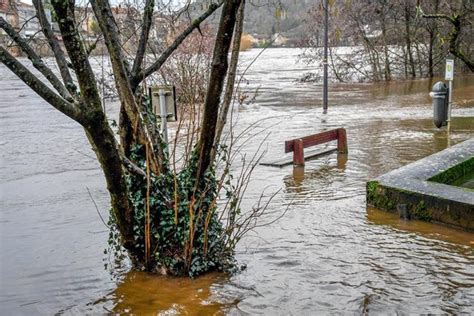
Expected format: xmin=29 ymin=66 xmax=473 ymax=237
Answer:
xmin=284 ymin=128 xmax=348 ymax=166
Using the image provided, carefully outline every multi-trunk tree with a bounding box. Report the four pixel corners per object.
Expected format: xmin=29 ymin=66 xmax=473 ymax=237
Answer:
xmin=1 ymin=0 xmax=249 ymax=276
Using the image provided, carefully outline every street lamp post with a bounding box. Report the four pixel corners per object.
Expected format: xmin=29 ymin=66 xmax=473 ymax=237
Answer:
xmin=323 ymin=0 xmax=329 ymax=114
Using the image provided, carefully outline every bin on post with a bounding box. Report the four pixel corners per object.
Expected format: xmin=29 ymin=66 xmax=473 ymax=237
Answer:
xmin=429 ymin=81 xmax=449 ymax=128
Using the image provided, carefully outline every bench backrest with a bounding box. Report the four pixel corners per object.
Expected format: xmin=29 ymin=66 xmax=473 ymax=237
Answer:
xmin=285 ymin=128 xmax=342 ymax=153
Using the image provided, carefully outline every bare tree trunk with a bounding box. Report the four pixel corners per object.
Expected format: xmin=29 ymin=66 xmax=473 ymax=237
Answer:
xmin=381 ymin=17 xmax=392 ymax=81
xmin=50 ymin=0 xmax=137 ymax=252
xmin=212 ymin=0 xmax=246 ymax=161
xmin=374 ymin=49 xmax=383 ymax=81
xmin=405 ymin=1 xmax=416 ymax=78
xmin=403 ymin=45 xmax=408 ymax=78
xmin=369 ymin=49 xmax=380 ymax=82
xmin=428 ymin=29 xmax=435 ymax=77
xmin=427 ymin=0 xmax=440 ymax=78
xmin=415 ymin=43 xmax=423 ymax=76
xmin=84 ymin=117 xmax=136 ymax=251
xmin=194 ymin=0 xmax=242 ymax=185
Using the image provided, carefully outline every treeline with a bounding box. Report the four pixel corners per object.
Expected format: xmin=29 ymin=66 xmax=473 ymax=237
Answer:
xmin=191 ymin=0 xmax=313 ymax=44
xmin=302 ymin=0 xmax=473 ymax=82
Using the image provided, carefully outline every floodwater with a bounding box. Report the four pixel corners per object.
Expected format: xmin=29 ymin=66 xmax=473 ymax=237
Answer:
xmin=1 ymin=48 xmax=474 ymax=314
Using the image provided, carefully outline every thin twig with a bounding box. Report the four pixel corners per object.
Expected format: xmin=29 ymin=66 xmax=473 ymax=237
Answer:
xmin=86 ymin=187 xmax=109 ymax=228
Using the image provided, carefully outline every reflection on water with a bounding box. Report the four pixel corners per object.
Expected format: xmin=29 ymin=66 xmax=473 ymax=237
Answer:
xmin=367 ymin=208 xmax=474 ymax=247
xmin=97 ymin=272 xmax=231 ymax=315
xmin=291 ymin=153 xmax=348 ymax=189
xmin=1 ymin=48 xmax=474 ymax=314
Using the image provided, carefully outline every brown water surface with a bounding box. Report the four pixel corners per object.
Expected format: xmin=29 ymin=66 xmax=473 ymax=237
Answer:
xmin=1 ymin=48 xmax=473 ymax=314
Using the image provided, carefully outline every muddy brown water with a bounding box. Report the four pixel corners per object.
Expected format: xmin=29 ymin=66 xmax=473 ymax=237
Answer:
xmin=1 ymin=48 xmax=473 ymax=314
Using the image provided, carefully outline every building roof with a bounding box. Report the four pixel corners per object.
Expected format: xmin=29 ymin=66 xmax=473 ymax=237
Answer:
xmin=0 ymin=0 xmax=34 ymax=14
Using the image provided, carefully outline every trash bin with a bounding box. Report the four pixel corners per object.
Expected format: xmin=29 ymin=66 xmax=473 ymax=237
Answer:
xmin=429 ymin=81 xmax=449 ymax=128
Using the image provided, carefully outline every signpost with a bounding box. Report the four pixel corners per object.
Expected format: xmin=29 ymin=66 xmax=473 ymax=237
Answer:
xmin=150 ymin=86 xmax=177 ymax=146
xmin=445 ymin=59 xmax=454 ymax=130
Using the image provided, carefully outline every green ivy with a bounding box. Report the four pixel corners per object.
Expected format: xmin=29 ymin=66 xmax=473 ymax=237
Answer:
xmin=108 ymin=143 xmax=236 ymax=277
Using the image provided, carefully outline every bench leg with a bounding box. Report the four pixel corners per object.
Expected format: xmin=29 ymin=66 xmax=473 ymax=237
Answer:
xmin=293 ymin=139 xmax=305 ymax=166
xmin=337 ymin=128 xmax=348 ymax=154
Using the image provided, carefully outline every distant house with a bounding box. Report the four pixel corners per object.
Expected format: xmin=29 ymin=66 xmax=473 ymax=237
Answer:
xmin=1 ymin=0 xmax=53 ymax=55
xmin=0 ymin=0 xmax=51 ymax=38
xmin=151 ymin=14 xmax=172 ymax=45
xmin=1 ymin=1 xmax=51 ymax=37
xmin=1 ymin=0 xmax=18 ymax=43
xmin=272 ymin=33 xmax=288 ymax=46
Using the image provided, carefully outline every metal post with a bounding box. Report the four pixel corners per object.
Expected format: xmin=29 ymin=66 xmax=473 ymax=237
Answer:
xmin=323 ymin=0 xmax=329 ymax=114
xmin=158 ymin=89 xmax=168 ymax=145
xmin=447 ymin=79 xmax=453 ymax=131
xmin=445 ymin=58 xmax=454 ymax=132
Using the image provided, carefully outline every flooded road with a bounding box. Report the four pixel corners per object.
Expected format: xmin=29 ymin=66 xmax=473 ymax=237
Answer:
xmin=1 ymin=48 xmax=473 ymax=314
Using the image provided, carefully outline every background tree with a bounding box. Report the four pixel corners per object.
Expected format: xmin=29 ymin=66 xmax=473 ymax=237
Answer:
xmin=301 ymin=0 xmax=473 ymax=82
xmin=418 ymin=0 xmax=474 ymax=72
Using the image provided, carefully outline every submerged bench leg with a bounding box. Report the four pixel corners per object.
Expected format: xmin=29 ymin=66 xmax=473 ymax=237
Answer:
xmin=337 ymin=128 xmax=348 ymax=154
xmin=293 ymin=139 xmax=305 ymax=166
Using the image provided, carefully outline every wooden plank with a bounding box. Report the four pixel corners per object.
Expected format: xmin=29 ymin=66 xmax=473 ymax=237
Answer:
xmin=261 ymin=148 xmax=337 ymax=167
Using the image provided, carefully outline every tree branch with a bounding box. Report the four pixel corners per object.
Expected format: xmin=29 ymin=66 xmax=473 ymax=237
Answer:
xmin=0 ymin=17 xmax=74 ymax=102
xmin=194 ymin=0 xmax=242 ymax=186
xmin=90 ymin=0 xmax=139 ymax=99
xmin=16 ymin=15 xmax=38 ymax=35
xmin=0 ymin=47 xmax=81 ymax=121
xmin=121 ymin=153 xmax=147 ymax=178
xmin=91 ymin=0 xmax=164 ymax=173
xmin=51 ymin=0 xmax=102 ymax=113
xmin=420 ymin=7 xmax=474 ymax=72
xmin=131 ymin=0 xmax=155 ymax=77
xmin=85 ymin=34 xmax=103 ymax=56
xmin=32 ymin=0 xmax=76 ymax=94
xmin=131 ymin=0 xmax=225 ymax=90
xmin=421 ymin=13 xmax=455 ymax=23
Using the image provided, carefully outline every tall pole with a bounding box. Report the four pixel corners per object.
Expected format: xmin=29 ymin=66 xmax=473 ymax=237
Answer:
xmin=445 ymin=59 xmax=454 ymax=133
xmin=323 ymin=0 xmax=329 ymax=114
